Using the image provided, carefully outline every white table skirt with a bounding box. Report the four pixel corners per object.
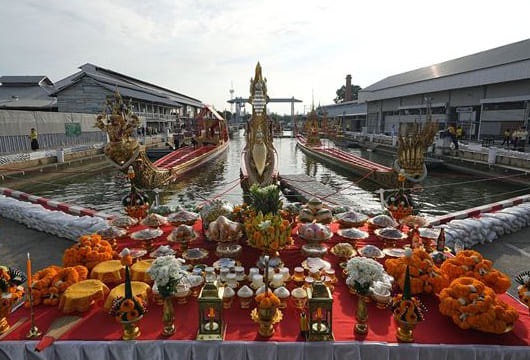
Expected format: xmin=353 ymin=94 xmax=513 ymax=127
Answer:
xmin=0 ymin=341 xmax=529 ymax=360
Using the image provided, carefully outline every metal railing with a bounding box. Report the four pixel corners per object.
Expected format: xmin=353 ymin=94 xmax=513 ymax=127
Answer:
xmin=0 ymin=132 xmax=107 ymax=154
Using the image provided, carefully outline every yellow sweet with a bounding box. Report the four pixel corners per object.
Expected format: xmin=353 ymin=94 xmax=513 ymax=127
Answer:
xmin=90 ymin=260 xmax=124 ymax=284
xmin=59 ymin=280 xmax=110 ymax=313
xmin=130 ymin=260 xmax=153 ymax=283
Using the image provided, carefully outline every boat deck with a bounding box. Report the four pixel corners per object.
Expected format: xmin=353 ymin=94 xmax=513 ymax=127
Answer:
xmin=153 ymin=145 xmax=216 ymax=169
xmin=297 ymin=136 xmax=392 ymax=173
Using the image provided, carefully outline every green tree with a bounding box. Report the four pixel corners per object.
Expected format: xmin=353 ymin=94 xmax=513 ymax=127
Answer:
xmin=334 ymin=84 xmax=362 ymax=103
xmin=221 ymin=110 xmax=233 ymax=121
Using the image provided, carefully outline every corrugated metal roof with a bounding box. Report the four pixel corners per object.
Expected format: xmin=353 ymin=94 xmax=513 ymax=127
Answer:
xmin=362 ymin=39 xmax=530 ymax=92
xmin=0 ymin=77 xmax=56 ymax=109
xmin=0 ymin=75 xmax=51 ymax=85
xmin=96 ymin=82 xmax=186 ymax=108
xmin=52 ymin=63 xmax=203 ymax=108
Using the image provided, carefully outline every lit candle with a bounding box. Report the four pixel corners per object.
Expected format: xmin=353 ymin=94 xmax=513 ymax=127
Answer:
xmin=26 ymin=253 xmax=32 ymax=290
xmin=316 ymin=307 xmax=322 ymax=320
xmin=208 ymin=307 xmax=215 ymax=319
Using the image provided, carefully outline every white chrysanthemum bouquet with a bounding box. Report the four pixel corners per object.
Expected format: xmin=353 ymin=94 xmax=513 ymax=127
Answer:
xmin=346 ymin=257 xmax=392 ymax=296
xmin=147 ymin=255 xmax=189 ymax=298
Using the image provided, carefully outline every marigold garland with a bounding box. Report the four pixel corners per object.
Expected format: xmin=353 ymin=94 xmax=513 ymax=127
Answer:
xmin=63 ymin=234 xmax=115 ymax=270
xmin=25 ymin=265 xmax=88 ymax=307
xmin=385 ymin=249 xmax=448 ymax=295
xmin=438 ymin=277 xmax=518 ymax=334
xmin=440 ymin=250 xmax=510 ymax=294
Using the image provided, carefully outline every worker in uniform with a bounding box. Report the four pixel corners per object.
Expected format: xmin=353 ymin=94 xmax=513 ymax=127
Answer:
xmin=29 ymin=128 xmax=39 ymax=151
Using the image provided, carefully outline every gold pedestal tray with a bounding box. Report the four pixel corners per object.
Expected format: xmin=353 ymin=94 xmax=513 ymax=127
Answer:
xmin=251 ymin=307 xmax=283 ymax=337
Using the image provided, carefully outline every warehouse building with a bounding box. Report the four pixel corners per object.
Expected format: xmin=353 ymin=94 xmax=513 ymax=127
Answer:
xmin=358 ymin=39 xmax=530 ymax=139
xmin=317 ymin=100 xmax=366 ymax=132
xmin=51 ymin=63 xmax=204 ymax=132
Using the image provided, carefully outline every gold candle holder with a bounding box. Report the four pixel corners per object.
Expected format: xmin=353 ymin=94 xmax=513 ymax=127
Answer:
xmin=354 ymin=295 xmax=369 ymax=335
xmin=120 ymin=316 xmax=142 ymax=341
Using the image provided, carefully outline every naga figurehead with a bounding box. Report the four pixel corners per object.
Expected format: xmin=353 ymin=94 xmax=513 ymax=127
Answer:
xmin=395 ymin=120 xmax=438 ymax=182
xmin=242 ymin=62 xmax=278 ymax=187
xmin=96 ymin=90 xmax=141 ymax=168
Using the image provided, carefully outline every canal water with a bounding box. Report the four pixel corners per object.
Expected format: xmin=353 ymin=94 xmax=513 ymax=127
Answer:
xmin=17 ymin=131 xmax=527 ymax=216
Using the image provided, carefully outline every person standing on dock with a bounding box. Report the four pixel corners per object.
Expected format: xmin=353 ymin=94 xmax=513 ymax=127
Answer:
xmin=502 ymin=129 xmax=511 ymax=146
xmin=29 ymin=128 xmax=39 ymax=151
xmin=447 ymin=124 xmax=458 ymax=151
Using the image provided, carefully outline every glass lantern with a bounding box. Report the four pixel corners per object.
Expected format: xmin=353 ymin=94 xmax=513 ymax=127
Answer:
xmin=196 ymin=280 xmax=226 ymax=341
xmin=306 ymin=281 xmax=334 ymax=341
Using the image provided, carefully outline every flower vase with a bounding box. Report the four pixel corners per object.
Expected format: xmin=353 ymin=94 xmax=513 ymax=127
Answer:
xmin=162 ymin=297 xmax=176 ymax=336
xmin=0 ymin=301 xmax=11 ymax=335
xmin=354 ymin=295 xmax=369 ymax=335
xmin=120 ymin=315 xmax=142 ymax=341
xmin=395 ymin=318 xmax=416 ymax=342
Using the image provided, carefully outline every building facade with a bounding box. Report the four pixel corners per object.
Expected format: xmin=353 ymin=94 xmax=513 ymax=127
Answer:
xmin=358 ymin=39 xmax=530 ymax=139
xmin=52 ymin=63 xmax=204 ymax=132
xmin=316 ymin=101 xmax=367 ymax=132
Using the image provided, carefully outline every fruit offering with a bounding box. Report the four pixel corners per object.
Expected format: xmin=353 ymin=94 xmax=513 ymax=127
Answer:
xmin=439 ymin=277 xmax=518 ymax=334
xmin=245 ymin=213 xmax=292 ymax=252
xmin=440 ymin=250 xmax=510 ymax=294
xmin=297 ymin=223 xmax=332 ymax=242
xmin=206 ymin=216 xmax=243 ymax=242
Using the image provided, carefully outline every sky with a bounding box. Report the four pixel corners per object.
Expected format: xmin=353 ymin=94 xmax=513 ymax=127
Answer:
xmin=1 ymin=0 xmax=529 ymax=115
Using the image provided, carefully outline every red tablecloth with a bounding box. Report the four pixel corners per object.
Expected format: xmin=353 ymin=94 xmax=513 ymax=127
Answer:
xmin=3 ymin=221 xmax=530 ymax=345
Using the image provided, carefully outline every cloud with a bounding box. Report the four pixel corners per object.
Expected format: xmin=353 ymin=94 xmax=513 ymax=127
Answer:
xmin=1 ymin=0 xmax=529 ymax=114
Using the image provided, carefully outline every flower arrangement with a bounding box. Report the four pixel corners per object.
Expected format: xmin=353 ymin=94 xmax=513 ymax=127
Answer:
xmin=63 ymin=235 xmax=116 ymax=270
xmin=25 ymin=265 xmax=88 ymax=306
xmin=438 ymin=277 xmax=518 ymax=334
xmin=345 ymin=257 xmax=390 ymax=295
xmin=390 ymin=266 xmax=426 ymax=323
xmin=440 ymin=250 xmax=510 ymax=294
xmin=390 ymin=265 xmax=426 ymax=341
xmin=244 ymin=212 xmax=293 ymax=252
xmin=385 ymin=248 xmax=448 ymax=295
xmin=109 ymin=295 xmax=147 ymax=322
xmin=255 ymin=292 xmax=281 ymax=309
xmin=248 ymin=184 xmax=282 ymax=216
xmin=514 ymin=271 xmax=530 ymax=308
xmin=109 ymin=249 xmax=148 ymax=324
xmin=146 ymin=255 xmax=189 ymax=298
xmin=0 ymin=266 xmax=25 ymax=309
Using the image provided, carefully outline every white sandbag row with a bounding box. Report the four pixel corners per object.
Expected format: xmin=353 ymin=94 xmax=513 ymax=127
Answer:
xmin=436 ymin=202 xmax=530 ymax=249
xmin=0 ymin=195 xmax=108 ymax=241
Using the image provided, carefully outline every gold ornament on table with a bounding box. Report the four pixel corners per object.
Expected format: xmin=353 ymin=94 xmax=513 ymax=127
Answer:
xmin=251 ymin=256 xmax=283 ymax=337
xmin=515 ymin=271 xmax=530 ymax=314
xmin=196 ymin=280 xmax=226 ymax=340
xmin=0 ymin=266 xmax=25 ymax=336
xmin=108 ymin=249 xmax=147 ymax=340
xmin=390 ymin=265 xmax=425 ymax=342
xmin=306 ymin=281 xmax=334 ymax=341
